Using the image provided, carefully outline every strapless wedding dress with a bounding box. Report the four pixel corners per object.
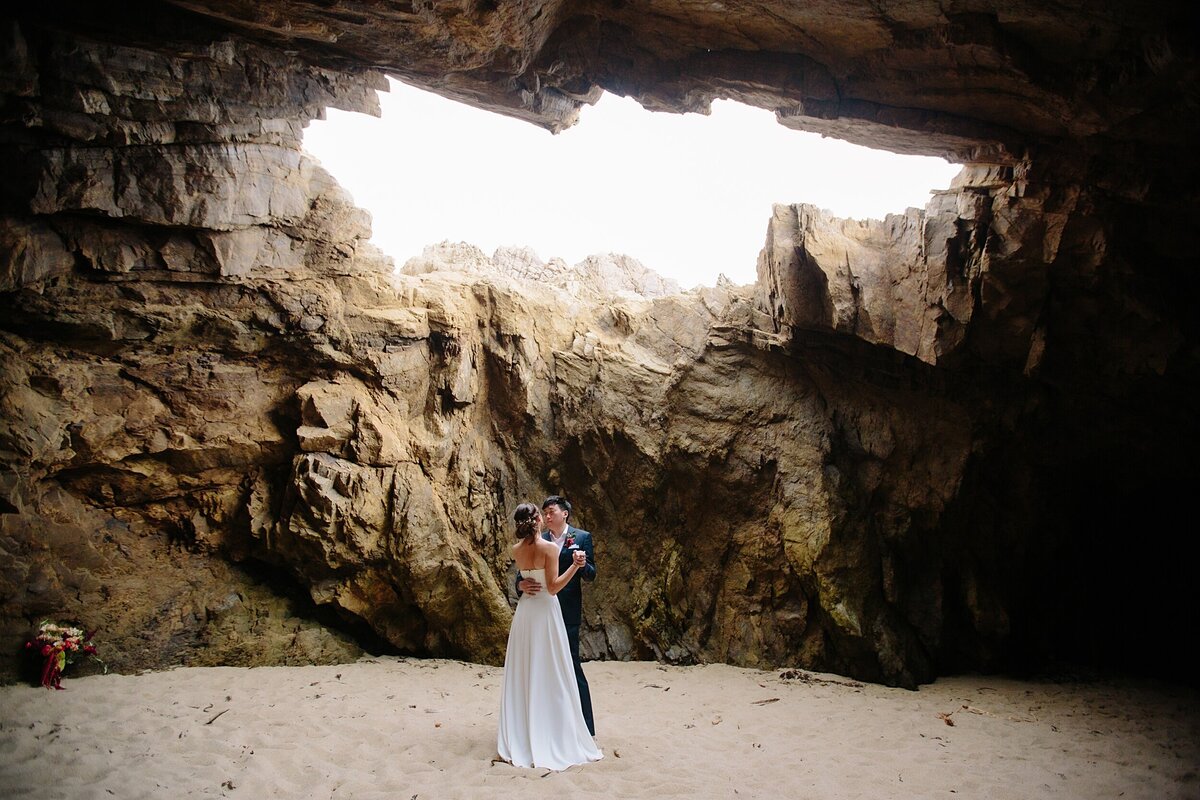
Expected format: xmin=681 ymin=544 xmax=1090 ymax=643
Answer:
xmin=497 ymin=568 xmax=603 ymax=770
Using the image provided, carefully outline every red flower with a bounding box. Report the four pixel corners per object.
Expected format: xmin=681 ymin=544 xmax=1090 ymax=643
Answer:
xmin=565 ymin=535 xmax=576 ymax=548
xmin=27 ymin=620 xmax=106 ymax=688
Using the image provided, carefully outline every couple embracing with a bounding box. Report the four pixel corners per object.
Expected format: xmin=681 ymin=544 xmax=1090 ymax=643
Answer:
xmin=496 ymin=495 xmax=602 ymax=770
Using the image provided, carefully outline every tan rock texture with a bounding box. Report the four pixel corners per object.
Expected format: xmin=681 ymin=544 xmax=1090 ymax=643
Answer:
xmin=1 ymin=3 xmax=1196 ymax=687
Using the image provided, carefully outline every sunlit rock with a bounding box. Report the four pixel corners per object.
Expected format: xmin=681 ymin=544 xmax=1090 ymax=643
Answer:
xmin=403 ymin=242 xmax=681 ymax=301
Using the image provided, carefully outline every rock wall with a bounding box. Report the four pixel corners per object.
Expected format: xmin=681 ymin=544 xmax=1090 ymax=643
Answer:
xmin=2 ymin=3 xmax=1197 ymax=687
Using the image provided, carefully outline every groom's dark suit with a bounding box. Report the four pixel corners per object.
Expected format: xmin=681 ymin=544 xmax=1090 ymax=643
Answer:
xmin=552 ymin=524 xmax=596 ymax=736
xmin=516 ymin=524 xmax=596 ymax=735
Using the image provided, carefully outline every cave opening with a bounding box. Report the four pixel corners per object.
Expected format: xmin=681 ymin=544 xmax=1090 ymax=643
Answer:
xmin=302 ymin=78 xmax=962 ymax=290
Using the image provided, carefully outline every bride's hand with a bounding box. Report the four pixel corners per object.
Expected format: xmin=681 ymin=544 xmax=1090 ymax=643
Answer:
xmin=572 ymin=550 xmax=586 ymax=567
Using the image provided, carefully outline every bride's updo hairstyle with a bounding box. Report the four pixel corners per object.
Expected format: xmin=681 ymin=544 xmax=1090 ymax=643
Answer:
xmin=513 ymin=502 xmax=540 ymax=541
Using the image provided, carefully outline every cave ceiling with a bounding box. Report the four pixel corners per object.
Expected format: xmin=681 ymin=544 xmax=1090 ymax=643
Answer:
xmin=40 ymin=0 xmax=1200 ymax=164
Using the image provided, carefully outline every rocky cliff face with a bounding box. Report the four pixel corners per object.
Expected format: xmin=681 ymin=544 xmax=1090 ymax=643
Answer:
xmin=1 ymin=3 xmax=1196 ymax=687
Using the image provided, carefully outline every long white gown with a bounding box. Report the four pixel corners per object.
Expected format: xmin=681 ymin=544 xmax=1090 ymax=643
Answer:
xmin=497 ymin=568 xmax=603 ymax=770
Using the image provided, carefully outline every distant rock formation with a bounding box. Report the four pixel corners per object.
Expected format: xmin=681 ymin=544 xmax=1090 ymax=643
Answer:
xmin=402 ymin=242 xmax=683 ymax=301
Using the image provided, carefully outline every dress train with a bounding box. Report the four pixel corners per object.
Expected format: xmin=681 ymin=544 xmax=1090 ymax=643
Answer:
xmin=497 ymin=568 xmax=602 ymax=770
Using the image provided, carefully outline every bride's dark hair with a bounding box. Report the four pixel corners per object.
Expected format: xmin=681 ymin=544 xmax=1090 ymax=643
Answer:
xmin=513 ymin=502 xmax=540 ymax=540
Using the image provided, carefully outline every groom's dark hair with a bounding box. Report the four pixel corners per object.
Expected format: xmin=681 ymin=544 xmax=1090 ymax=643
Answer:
xmin=542 ymin=495 xmax=572 ymax=520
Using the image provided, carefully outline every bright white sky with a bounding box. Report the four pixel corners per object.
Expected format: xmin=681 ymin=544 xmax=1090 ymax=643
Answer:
xmin=303 ymin=78 xmax=961 ymax=290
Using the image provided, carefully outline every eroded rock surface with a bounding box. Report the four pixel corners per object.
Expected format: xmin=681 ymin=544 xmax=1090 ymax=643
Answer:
xmin=403 ymin=242 xmax=682 ymax=301
xmin=1 ymin=4 xmax=1197 ymax=687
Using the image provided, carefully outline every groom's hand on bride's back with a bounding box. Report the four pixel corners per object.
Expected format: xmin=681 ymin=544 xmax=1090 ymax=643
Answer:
xmin=518 ymin=577 xmax=543 ymax=595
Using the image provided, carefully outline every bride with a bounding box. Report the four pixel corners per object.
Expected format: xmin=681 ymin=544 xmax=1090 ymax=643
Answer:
xmin=497 ymin=502 xmax=603 ymax=770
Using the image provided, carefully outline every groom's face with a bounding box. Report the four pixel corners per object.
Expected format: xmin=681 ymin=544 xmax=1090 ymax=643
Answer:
xmin=542 ymin=503 xmax=568 ymax=531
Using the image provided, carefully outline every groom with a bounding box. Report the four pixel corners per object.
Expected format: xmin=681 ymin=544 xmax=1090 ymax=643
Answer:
xmin=518 ymin=495 xmax=597 ymax=735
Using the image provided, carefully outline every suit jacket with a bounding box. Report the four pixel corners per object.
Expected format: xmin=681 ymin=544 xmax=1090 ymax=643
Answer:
xmin=551 ymin=525 xmax=596 ymax=627
xmin=515 ymin=525 xmax=596 ymax=627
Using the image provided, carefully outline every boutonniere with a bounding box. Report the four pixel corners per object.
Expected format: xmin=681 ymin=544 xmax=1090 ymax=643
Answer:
xmin=564 ymin=534 xmax=577 ymax=549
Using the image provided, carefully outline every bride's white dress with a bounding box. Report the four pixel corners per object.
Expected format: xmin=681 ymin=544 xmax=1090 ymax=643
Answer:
xmin=497 ymin=568 xmax=603 ymax=770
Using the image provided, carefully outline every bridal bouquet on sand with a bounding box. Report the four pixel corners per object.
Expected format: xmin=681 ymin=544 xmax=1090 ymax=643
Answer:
xmin=25 ymin=620 xmax=105 ymax=689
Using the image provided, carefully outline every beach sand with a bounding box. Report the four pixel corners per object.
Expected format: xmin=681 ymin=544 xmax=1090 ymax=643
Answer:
xmin=1 ymin=658 xmax=1197 ymax=799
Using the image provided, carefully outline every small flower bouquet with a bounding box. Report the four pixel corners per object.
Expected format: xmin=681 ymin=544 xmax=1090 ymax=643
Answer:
xmin=25 ymin=620 xmax=105 ymax=689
